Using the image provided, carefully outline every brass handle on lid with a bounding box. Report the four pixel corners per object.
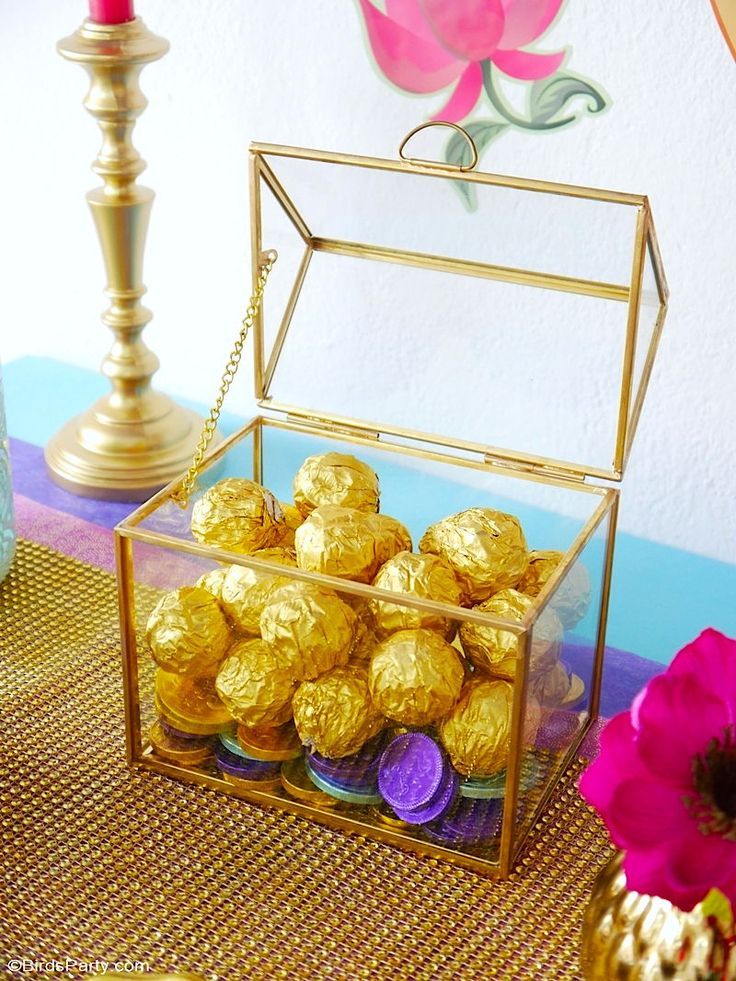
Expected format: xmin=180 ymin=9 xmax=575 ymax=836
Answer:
xmin=398 ymin=121 xmax=479 ymax=172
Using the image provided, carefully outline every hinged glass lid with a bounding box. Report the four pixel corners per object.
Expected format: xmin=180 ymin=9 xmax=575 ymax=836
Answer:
xmin=250 ymin=127 xmax=668 ymax=482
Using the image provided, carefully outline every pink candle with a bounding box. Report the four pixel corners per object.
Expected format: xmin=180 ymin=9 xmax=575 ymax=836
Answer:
xmin=88 ymin=0 xmax=135 ymax=24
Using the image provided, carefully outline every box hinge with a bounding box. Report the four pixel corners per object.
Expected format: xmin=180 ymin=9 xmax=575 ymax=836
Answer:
xmin=482 ymin=454 xmax=586 ymax=483
xmin=287 ymin=412 xmax=380 ymax=442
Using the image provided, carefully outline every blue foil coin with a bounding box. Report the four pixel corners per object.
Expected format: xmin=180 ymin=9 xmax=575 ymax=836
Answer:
xmin=424 ymin=798 xmax=504 ymax=846
xmin=158 ymin=716 xmax=212 ymax=743
xmin=219 ymin=727 xmax=258 ymax=760
xmin=378 ymin=732 xmax=446 ymax=811
xmin=304 ymin=758 xmax=382 ymax=805
xmin=215 ymin=742 xmax=281 ymax=780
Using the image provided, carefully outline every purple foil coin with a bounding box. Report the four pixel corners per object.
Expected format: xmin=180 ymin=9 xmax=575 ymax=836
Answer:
xmin=158 ymin=717 xmax=212 ymax=743
xmin=393 ymin=768 xmax=459 ymax=825
xmin=378 ymin=733 xmax=446 ymax=811
xmin=215 ymin=743 xmax=281 ymax=780
xmin=424 ymin=798 xmax=504 ymax=846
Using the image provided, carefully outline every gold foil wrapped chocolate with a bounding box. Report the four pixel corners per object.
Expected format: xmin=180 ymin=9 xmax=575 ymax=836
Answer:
xmin=274 ymin=502 xmax=304 ymax=548
xmin=419 ymin=507 xmax=529 ymax=603
xmin=220 ymin=548 xmax=297 ymax=635
xmin=439 ymin=677 xmax=514 ymax=776
xmin=459 ymin=588 xmax=562 ymax=680
xmin=368 ymin=627 xmax=464 ymax=727
xmin=260 ymin=580 xmax=356 ymax=681
xmin=146 ymin=585 xmax=231 ymax=676
xmin=295 ymin=505 xmax=406 ymax=584
xmin=191 ymin=478 xmax=285 ymax=554
xmin=531 ymin=660 xmax=572 ymax=707
xmin=370 ymin=513 xmax=413 ymax=566
xmin=195 ymin=566 xmax=229 ymax=603
xmin=518 ymin=550 xmax=592 ymax=630
xmin=292 ymin=665 xmax=383 ymax=758
xmin=517 ymin=550 xmax=563 ymax=597
xmin=370 ymin=551 xmax=461 ymax=639
xmin=293 ymin=452 xmax=380 ymax=517
xmin=215 ymin=638 xmax=295 ymax=727
xmin=349 ymin=604 xmax=381 ymax=662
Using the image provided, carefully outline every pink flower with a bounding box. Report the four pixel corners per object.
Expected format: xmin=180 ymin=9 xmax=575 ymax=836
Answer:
xmin=580 ymin=629 xmax=736 ymax=912
xmin=357 ymin=0 xmax=567 ymax=123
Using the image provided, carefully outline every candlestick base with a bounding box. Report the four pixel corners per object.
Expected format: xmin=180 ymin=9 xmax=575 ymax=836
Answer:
xmin=47 ymin=16 xmax=211 ymax=503
xmin=45 ymin=395 xmax=205 ymax=502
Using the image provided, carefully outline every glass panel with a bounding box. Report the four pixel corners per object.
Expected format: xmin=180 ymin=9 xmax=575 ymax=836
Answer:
xmin=256 ymin=151 xmax=652 ymax=477
xmin=121 ymin=420 xmax=611 ymax=873
xmin=514 ymin=508 xmax=611 ymax=851
xmin=627 ymin=235 xmax=665 ymax=449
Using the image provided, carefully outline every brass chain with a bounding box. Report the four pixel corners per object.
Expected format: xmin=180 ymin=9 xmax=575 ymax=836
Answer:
xmin=171 ymin=249 xmax=278 ymax=508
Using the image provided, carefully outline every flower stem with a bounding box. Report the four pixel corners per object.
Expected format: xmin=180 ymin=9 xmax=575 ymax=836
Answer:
xmin=481 ymin=61 xmax=574 ymax=131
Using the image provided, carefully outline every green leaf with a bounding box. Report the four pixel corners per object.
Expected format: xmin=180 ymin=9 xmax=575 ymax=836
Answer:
xmin=700 ymin=888 xmax=734 ymax=933
xmin=529 ymin=73 xmax=608 ymax=127
xmin=445 ymin=121 xmax=507 ymax=210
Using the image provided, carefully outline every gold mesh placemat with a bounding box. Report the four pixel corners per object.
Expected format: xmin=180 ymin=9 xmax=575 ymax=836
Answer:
xmin=1 ymin=540 xmax=613 ymax=980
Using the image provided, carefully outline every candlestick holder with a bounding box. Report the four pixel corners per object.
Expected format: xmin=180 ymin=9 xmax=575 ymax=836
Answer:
xmin=45 ymin=16 xmax=205 ymax=501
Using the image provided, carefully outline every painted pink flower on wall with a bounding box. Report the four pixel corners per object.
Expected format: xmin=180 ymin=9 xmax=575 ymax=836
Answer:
xmin=356 ymin=0 xmax=608 ymax=205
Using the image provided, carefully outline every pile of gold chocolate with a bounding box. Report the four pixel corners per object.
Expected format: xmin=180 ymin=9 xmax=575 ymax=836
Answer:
xmin=146 ymin=451 xmax=590 ymax=788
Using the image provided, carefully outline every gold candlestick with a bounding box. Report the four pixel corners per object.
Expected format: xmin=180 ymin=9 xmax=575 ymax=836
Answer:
xmin=45 ymin=17 xmax=205 ymax=501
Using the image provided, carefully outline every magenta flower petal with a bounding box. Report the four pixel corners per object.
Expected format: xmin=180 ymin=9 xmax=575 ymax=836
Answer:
xmin=636 ymin=672 xmax=731 ymax=786
xmin=431 ymin=61 xmax=483 ymax=122
xmin=629 ymin=833 xmax=736 ymax=911
xmin=579 ymin=712 xmax=648 ymax=814
xmin=420 ymin=0 xmax=506 ymax=61
xmin=386 ymin=0 xmax=437 ymax=42
xmin=668 ymin=630 xmax=736 ymax=715
xmin=358 ymin=0 xmax=464 ymax=94
xmin=497 ymin=0 xmax=565 ymax=50
xmin=491 ymin=47 xmax=565 ymax=80
xmin=605 ymin=778 xmax=692 ymax=849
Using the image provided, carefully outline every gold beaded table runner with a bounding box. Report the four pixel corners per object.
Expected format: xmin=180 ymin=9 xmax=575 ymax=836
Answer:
xmin=1 ymin=540 xmax=613 ymax=980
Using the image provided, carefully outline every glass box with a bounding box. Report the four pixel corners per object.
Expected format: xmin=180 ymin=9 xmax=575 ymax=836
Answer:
xmin=115 ymin=131 xmax=668 ymax=877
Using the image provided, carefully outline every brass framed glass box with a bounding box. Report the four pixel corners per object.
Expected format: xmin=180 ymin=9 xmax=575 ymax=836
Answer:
xmin=115 ymin=129 xmax=668 ymax=877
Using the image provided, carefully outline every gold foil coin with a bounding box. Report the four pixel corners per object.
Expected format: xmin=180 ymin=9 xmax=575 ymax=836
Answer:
xmin=155 ymin=670 xmax=233 ymax=733
xmin=223 ymin=773 xmax=283 ymax=793
xmin=280 ymin=756 xmax=338 ymax=807
xmin=148 ymin=721 xmax=213 ymax=767
xmin=237 ymin=722 xmax=302 ymax=761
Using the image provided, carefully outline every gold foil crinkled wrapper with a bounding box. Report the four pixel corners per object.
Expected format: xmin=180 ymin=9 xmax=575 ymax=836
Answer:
xmin=370 ymin=513 xmax=413 ymax=566
xmin=274 ymin=502 xmax=304 ymax=548
xmin=190 ymin=478 xmax=285 ymax=554
xmin=519 ymin=550 xmax=592 ymax=630
xmin=293 ymin=452 xmax=380 ymax=517
xmin=370 ymin=551 xmax=461 ymax=640
xmin=439 ymin=677 xmax=515 ymax=776
xmin=349 ymin=604 xmax=381 ymax=662
xmin=195 ymin=566 xmax=229 ymax=603
xmin=531 ymin=660 xmax=573 ymax=707
xmin=219 ymin=548 xmax=297 ymax=635
xmin=459 ymin=588 xmax=562 ymax=681
xmin=260 ymin=580 xmax=357 ymax=681
xmin=146 ymin=585 xmax=232 ymax=677
xmin=419 ymin=507 xmax=528 ymax=604
xmin=215 ymin=637 xmax=295 ymax=727
xmin=292 ymin=665 xmax=383 ymax=758
xmin=368 ymin=627 xmax=464 ymax=727
xmin=295 ymin=505 xmax=403 ymax=584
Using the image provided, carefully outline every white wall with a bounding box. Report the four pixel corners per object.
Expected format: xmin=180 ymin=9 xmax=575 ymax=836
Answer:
xmin=1 ymin=0 xmax=735 ymax=563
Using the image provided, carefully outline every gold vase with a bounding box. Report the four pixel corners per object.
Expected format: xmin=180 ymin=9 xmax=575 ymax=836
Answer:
xmin=581 ymin=851 xmax=736 ymax=980
xmin=45 ymin=17 xmax=205 ymax=501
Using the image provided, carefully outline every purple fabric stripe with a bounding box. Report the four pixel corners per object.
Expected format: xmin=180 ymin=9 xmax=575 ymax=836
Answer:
xmin=10 ymin=436 xmax=135 ymax=530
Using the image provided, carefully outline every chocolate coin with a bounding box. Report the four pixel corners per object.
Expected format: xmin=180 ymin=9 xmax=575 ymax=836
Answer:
xmin=304 ymin=758 xmax=382 ymax=806
xmin=148 ymin=721 xmax=214 ymax=767
xmin=215 ymin=742 xmax=281 ymax=781
xmin=237 ymin=723 xmax=302 ymax=762
xmin=378 ymin=733 xmax=445 ymax=811
xmin=280 ymin=757 xmax=337 ymax=807
xmin=394 ymin=769 xmax=459 ymax=825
